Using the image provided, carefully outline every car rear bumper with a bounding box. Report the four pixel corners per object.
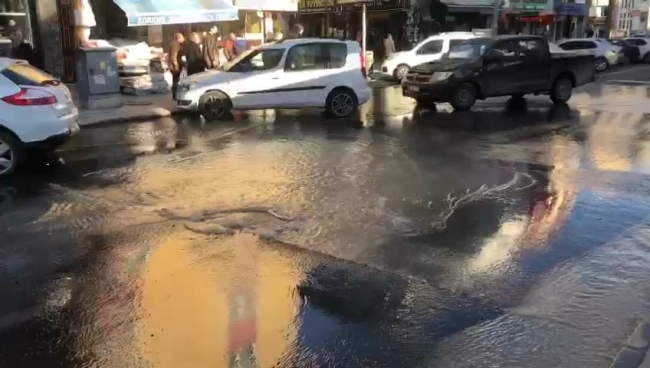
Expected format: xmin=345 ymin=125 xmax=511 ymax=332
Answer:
xmin=25 ymin=120 xmax=80 ymax=151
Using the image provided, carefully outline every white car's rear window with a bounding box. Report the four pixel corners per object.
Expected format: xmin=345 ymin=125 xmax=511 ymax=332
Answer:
xmin=1 ymin=63 xmax=59 ymax=86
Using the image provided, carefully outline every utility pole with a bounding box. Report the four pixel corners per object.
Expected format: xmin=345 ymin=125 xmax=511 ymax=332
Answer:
xmin=491 ymin=0 xmax=500 ymax=38
xmin=605 ymin=0 xmax=619 ymax=37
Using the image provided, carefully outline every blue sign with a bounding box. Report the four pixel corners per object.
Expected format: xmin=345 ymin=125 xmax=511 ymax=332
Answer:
xmin=556 ymin=3 xmax=588 ymax=15
xmin=113 ymin=0 xmax=239 ymax=26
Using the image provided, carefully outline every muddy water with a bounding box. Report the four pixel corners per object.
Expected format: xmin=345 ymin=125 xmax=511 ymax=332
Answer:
xmin=3 ymin=95 xmax=650 ymax=367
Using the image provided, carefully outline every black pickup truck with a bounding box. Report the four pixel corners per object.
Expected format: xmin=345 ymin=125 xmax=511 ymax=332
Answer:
xmin=402 ymin=35 xmax=595 ymax=111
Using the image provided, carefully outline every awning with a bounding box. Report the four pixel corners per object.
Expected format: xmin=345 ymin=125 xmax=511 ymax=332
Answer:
xmin=113 ymin=0 xmax=239 ymax=26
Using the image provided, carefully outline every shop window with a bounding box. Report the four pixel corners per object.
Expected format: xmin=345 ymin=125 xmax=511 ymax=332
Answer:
xmin=0 ymin=0 xmax=29 ymax=44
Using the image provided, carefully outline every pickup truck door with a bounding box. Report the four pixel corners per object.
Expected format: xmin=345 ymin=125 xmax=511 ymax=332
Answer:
xmin=479 ymin=40 xmax=521 ymax=97
xmin=516 ymin=39 xmax=548 ymax=93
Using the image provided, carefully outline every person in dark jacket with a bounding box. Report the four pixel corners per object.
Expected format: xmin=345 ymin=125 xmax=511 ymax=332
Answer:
xmin=184 ymin=32 xmax=206 ymax=76
xmin=169 ymin=32 xmax=184 ymax=100
xmin=202 ymin=25 xmax=220 ymax=69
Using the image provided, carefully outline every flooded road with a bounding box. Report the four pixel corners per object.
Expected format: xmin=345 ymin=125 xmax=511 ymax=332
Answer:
xmin=2 ymin=82 xmax=650 ymax=367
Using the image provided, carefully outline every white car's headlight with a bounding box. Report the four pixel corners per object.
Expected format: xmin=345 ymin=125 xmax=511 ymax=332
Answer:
xmin=178 ymin=82 xmax=197 ymax=91
xmin=430 ymin=71 xmax=453 ymax=82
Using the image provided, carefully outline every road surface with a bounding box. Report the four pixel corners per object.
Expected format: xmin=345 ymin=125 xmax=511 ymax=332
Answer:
xmin=2 ymin=70 xmax=650 ymax=367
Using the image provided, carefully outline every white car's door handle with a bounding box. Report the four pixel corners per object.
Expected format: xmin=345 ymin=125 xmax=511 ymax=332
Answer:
xmin=271 ymin=77 xmax=280 ymax=79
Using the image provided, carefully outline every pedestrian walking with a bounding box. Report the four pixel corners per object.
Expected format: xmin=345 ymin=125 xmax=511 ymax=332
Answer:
xmin=384 ymin=34 xmax=396 ymax=59
xmin=224 ymin=32 xmax=237 ymax=62
xmin=168 ymin=32 xmax=184 ymax=100
xmin=233 ymin=31 xmax=247 ymax=57
xmin=202 ymin=25 xmax=220 ymax=69
xmin=288 ymin=24 xmax=304 ymax=38
xmin=184 ymin=32 xmax=206 ymax=76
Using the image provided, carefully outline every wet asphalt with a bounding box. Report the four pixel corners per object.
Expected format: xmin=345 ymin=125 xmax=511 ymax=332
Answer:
xmin=3 ymin=69 xmax=650 ymax=367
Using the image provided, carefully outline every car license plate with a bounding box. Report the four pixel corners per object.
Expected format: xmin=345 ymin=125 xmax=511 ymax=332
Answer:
xmin=407 ymin=86 xmax=419 ymax=92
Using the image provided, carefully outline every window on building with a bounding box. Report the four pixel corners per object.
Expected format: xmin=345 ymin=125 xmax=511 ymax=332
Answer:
xmin=417 ymin=40 xmax=444 ymax=55
xmin=0 ymin=0 xmax=29 ymax=46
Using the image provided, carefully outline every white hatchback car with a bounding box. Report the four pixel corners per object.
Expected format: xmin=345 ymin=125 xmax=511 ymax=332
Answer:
xmin=380 ymin=32 xmax=478 ymax=80
xmin=0 ymin=59 xmax=79 ymax=178
xmin=176 ymin=38 xmax=372 ymax=120
xmin=556 ymin=38 xmax=623 ymax=71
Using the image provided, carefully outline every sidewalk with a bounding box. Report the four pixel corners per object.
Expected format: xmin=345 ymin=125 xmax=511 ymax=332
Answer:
xmin=79 ymin=93 xmax=180 ymax=126
xmin=76 ymin=79 xmax=399 ymax=126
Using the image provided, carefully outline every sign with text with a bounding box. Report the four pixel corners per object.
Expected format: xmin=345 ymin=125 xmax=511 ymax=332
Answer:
xmin=113 ymin=0 xmax=239 ymax=26
xmin=235 ymin=0 xmax=298 ymax=11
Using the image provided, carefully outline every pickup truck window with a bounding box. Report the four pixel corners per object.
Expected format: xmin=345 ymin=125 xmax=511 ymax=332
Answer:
xmin=626 ymin=38 xmax=647 ymax=46
xmin=491 ymin=40 xmax=517 ymax=58
xmin=447 ymin=39 xmax=490 ymax=60
xmin=518 ymin=39 xmax=544 ymax=58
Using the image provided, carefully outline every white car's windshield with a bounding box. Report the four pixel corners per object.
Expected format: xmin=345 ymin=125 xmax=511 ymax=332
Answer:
xmin=224 ymin=48 xmax=285 ymax=73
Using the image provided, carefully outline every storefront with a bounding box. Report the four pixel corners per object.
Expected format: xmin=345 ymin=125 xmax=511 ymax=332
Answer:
xmin=443 ymin=5 xmax=494 ymax=32
xmin=298 ymin=0 xmax=407 ymax=46
xmin=501 ymin=0 xmax=555 ymax=36
xmin=0 ymin=0 xmax=47 ymax=67
xmin=555 ymin=2 xmax=588 ymax=39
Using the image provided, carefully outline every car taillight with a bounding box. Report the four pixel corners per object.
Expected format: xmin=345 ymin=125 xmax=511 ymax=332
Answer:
xmin=359 ymin=50 xmax=367 ymax=78
xmin=1 ymin=87 xmax=57 ymax=106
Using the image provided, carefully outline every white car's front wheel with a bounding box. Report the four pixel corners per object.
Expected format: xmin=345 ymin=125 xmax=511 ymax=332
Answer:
xmin=325 ymin=88 xmax=358 ymax=119
xmin=595 ymin=57 xmax=608 ymax=72
xmin=0 ymin=131 xmax=23 ymax=179
xmin=199 ymin=91 xmax=232 ymax=121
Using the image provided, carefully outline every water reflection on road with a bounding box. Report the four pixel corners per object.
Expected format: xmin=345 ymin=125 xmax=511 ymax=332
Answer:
xmin=3 ymin=91 xmax=650 ymax=367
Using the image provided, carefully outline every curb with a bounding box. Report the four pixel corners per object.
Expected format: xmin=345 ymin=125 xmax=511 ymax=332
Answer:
xmin=611 ymin=321 xmax=650 ymax=368
xmin=80 ymin=109 xmax=187 ymax=127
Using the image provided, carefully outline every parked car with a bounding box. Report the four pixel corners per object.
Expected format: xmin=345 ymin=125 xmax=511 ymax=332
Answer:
xmin=606 ymin=39 xmax=641 ymax=63
xmin=380 ymin=32 xmax=478 ymax=81
xmin=0 ymin=58 xmax=79 ymax=178
xmin=176 ymin=38 xmax=371 ymax=120
xmin=623 ymin=38 xmax=650 ymax=62
xmin=401 ymin=36 xmax=595 ymax=111
xmin=556 ymin=38 xmax=622 ymax=71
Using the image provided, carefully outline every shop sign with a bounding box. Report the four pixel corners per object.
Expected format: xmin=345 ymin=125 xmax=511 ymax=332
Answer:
xmin=556 ymin=3 xmax=587 ymax=15
xmin=299 ymin=0 xmax=335 ymax=12
xmin=508 ymin=0 xmax=547 ymax=11
xmin=235 ymin=0 xmax=298 ymax=11
xmin=338 ymin=0 xmax=406 ymax=10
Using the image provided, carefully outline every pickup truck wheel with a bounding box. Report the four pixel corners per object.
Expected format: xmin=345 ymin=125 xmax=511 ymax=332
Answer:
xmin=0 ymin=131 xmax=23 ymax=179
xmin=394 ymin=65 xmax=410 ymax=81
xmin=450 ymin=83 xmax=477 ymax=111
xmin=643 ymin=53 xmax=650 ymax=63
xmin=550 ymin=77 xmax=573 ymax=104
xmin=595 ymin=57 xmax=608 ymax=72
